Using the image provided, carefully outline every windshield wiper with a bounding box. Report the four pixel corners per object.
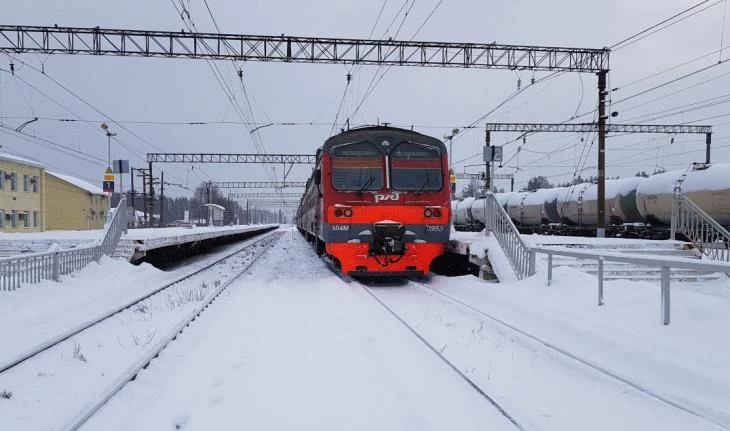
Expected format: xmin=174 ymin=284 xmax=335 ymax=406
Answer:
xmin=358 ymin=175 xmax=375 ymax=193
xmin=416 ymin=172 xmax=431 ymax=194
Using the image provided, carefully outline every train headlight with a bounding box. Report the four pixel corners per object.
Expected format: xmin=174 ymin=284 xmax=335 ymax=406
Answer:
xmin=424 ymin=208 xmax=433 ymax=218
xmin=344 ymin=208 xmax=353 ymax=217
xmin=335 ymin=208 xmax=343 ymax=217
xmin=433 ymin=208 xmax=442 ymax=218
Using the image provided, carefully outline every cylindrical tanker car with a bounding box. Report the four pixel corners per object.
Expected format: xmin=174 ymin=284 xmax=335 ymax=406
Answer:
xmin=636 ymin=163 xmax=730 ymax=225
xmin=452 ymin=163 xmax=730 ymax=237
xmin=296 ymin=126 xmax=451 ymax=277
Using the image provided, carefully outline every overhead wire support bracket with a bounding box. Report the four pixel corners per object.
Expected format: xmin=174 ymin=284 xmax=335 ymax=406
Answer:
xmin=0 ymin=25 xmax=609 ymax=72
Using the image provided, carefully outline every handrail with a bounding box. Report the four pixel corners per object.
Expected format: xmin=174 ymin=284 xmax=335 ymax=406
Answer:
xmin=531 ymin=246 xmax=730 ymax=325
xmin=483 ymin=193 xmax=536 ymax=279
xmin=100 ymin=198 xmax=128 ymax=257
xmin=1 ymin=199 xmax=129 ymax=291
xmin=671 ymin=194 xmax=730 ymax=262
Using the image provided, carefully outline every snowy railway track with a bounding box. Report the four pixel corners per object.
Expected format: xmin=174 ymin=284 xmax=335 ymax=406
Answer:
xmin=0 ymin=230 xmax=281 ymax=431
xmin=354 ymin=280 xmax=526 ymax=430
xmin=60 ymin=232 xmax=281 ymax=430
xmin=403 ymin=278 xmax=730 ymax=431
xmin=0 ymin=229 xmax=278 ymax=376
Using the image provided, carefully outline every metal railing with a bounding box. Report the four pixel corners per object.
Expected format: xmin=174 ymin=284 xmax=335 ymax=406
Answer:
xmin=101 ymin=198 xmax=128 ymax=256
xmin=483 ymin=193 xmax=536 ymax=279
xmin=1 ymin=199 xmax=128 ymax=291
xmin=671 ymin=194 xmax=730 ymax=262
xmin=531 ymin=246 xmax=730 ymax=325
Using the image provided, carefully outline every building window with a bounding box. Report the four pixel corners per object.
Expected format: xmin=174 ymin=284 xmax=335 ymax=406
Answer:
xmin=23 ymin=175 xmax=29 ymax=192
xmin=33 ymin=211 xmax=40 ymax=227
xmin=0 ymin=170 xmax=4 ymax=190
xmin=10 ymin=211 xmax=17 ymax=228
xmin=32 ymin=176 xmax=39 ymax=193
xmin=20 ymin=211 xmax=29 ymax=228
xmin=0 ymin=210 xmax=4 ymax=229
xmin=10 ymin=173 xmax=17 ymax=191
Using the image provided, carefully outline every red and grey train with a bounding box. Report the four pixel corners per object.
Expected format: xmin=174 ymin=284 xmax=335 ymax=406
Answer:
xmin=296 ymin=126 xmax=451 ymax=277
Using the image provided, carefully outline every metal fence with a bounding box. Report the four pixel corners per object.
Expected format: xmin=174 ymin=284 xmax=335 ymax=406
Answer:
xmin=0 ymin=199 xmax=128 ymax=291
xmin=531 ymin=246 xmax=730 ymax=325
xmin=671 ymin=194 xmax=730 ymax=262
xmin=483 ymin=193 xmax=536 ymax=279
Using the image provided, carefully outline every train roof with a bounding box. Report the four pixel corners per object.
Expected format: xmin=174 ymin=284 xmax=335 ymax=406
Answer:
xmin=322 ymin=125 xmax=446 ymax=153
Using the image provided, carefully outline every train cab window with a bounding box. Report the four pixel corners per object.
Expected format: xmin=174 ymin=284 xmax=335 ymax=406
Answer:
xmin=331 ymin=141 xmax=384 ymax=191
xmin=390 ymin=142 xmax=443 ymax=191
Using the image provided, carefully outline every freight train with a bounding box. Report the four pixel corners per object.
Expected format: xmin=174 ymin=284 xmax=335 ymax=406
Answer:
xmin=296 ymin=126 xmax=451 ymax=277
xmin=453 ymin=163 xmax=730 ymax=237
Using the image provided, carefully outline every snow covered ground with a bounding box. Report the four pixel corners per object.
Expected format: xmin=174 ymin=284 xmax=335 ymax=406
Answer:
xmin=86 ymin=229 xmax=517 ymax=431
xmin=1 ymin=227 xmax=728 ymax=430
xmin=0 ymin=231 xmax=279 ymax=373
xmin=86 ymin=228 xmax=727 ymax=430
xmin=0 ymin=229 xmax=104 ymax=242
xmin=0 ymin=232 xmax=280 ymax=430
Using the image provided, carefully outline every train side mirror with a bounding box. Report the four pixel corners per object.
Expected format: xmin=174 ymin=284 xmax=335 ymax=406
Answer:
xmin=314 ymin=169 xmax=321 ymax=186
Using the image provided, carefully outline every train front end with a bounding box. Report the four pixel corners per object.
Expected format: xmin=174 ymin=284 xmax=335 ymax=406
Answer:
xmin=320 ymin=127 xmax=451 ymax=277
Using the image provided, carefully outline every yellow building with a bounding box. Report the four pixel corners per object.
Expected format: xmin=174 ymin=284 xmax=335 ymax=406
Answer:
xmin=0 ymin=153 xmax=45 ymax=233
xmin=45 ymin=171 xmax=109 ymax=231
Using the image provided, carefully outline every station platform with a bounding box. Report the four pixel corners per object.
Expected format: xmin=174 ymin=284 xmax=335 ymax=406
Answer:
xmin=115 ymin=224 xmax=279 ymax=263
xmin=439 ymin=230 xmax=505 ymax=280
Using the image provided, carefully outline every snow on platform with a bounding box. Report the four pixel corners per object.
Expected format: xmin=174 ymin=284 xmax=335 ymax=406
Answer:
xmin=121 ymin=224 xmax=278 ymax=252
xmin=0 ymin=224 xmax=279 ymax=258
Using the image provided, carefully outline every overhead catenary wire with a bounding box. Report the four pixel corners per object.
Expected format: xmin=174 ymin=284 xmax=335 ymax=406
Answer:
xmin=610 ymin=0 xmax=721 ymax=51
xmin=349 ymin=0 xmax=445 ymax=122
xmin=0 ymin=125 xmax=107 ymax=166
xmin=1 ymin=54 xmax=192 ymax=185
xmin=171 ymin=0 xmax=277 ymax=183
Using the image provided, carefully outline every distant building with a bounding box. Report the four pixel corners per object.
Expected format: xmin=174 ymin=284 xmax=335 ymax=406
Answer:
xmin=45 ymin=171 xmax=109 ymax=230
xmin=0 ymin=153 xmax=44 ymax=233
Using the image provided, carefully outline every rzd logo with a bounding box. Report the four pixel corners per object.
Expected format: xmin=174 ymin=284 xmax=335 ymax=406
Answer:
xmin=374 ymin=192 xmax=400 ymax=202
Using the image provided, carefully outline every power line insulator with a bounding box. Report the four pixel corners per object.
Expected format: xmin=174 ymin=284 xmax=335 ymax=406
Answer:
xmin=237 ymin=69 xmax=243 ymax=80
xmin=346 ymin=73 xmax=352 ymax=83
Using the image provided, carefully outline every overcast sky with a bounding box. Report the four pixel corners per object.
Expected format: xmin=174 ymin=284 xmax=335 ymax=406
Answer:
xmin=1 ymin=0 xmax=729 ymax=204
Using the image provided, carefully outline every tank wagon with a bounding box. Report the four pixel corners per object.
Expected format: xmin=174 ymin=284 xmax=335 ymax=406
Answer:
xmin=452 ymin=164 xmax=730 ymax=237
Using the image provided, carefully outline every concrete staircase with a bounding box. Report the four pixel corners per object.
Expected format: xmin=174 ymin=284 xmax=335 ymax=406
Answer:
xmin=538 ymin=241 xmax=727 ymax=283
xmin=112 ymin=239 xmax=136 ymax=262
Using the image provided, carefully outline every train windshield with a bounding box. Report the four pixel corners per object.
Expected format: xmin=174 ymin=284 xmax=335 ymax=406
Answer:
xmin=331 ymin=141 xmax=384 ymax=191
xmin=390 ymin=142 xmax=443 ymax=192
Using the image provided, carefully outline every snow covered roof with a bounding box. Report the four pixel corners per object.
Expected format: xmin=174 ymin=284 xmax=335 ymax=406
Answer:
xmin=522 ymin=188 xmax=560 ymax=205
xmin=46 ymin=171 xmax=106 ymax=195
xmin=203 ymin=203 xmax=226 ymax=211
xmin=637 ymin=163 xmax=730 ymax=195
xmin=0 ymin=152 xmax=46 ymax=169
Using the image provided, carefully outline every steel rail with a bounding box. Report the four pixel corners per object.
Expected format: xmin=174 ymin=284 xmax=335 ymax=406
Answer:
xmin=407 ymin=278 xmax=729 ymax=430
xmin=61 ymin=231 xmax=282 ymax=431
xmin=356 ymin=281 xmax=525 ymax=430
xmin=0 ymin=227 xmax=278 ymax=375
